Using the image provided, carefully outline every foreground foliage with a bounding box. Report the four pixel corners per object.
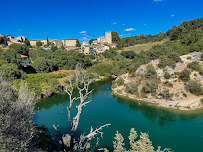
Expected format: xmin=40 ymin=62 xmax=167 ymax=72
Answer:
xmin=113 ymin=128 xmax=171 ymax=152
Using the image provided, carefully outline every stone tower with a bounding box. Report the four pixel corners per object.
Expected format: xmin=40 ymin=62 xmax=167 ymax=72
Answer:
xmin=105 ymin=32 xmax=112 ymax=44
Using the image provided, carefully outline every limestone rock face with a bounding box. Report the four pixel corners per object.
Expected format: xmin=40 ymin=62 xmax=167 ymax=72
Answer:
xmin=112 ymin=52 xmax=203 ymax=110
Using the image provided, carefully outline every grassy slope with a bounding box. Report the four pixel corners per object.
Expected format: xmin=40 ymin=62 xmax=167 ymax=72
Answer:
xmin=123 ymin=39 xmax=168 ymax=53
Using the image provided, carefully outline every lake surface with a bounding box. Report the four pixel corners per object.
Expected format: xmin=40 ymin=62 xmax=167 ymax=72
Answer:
xmin=33 ymin=80 xmax=203 ymax=152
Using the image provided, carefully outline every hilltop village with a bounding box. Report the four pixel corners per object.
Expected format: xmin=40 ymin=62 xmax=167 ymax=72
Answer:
xmin=0 ymin=31 xmax=116 ymax=54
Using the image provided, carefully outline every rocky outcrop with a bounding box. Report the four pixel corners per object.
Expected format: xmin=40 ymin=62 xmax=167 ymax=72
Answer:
xmin=112 ymin=52 xmax=203 ymax=111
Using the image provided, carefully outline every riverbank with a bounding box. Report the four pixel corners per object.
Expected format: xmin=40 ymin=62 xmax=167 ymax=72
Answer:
xmin=112 ymin=90 xmax=203 ymax=111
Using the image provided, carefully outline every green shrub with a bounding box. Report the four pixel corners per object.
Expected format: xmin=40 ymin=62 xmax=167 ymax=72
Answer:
xmin=187 ymin=56 xmax=192 ymax=59
xmin=201 ymin=98 xmax=203 ymax=103
xmin=145 ymin=65 xmax=158 ymax=79
xmin=142 ymin=79 xmax=158 ymax=95
xmin=117 ymin=78 xmax=124 ymax=86
xmin=179 ymin=69 xmax=191 ymax=82
xmin=164 ymin=81 xmax=173 ymax=87
xmin=0 ymin=63 xmax=26 ymax=81
xmin=159 ymin=90 xmax=173 ymax=99
xmin=125 ymin=82 xmax=138 ymax=95
xmin=158 ymin=57 xmax=176 ymax=69
xmin=164 ymin=72 xmax=171 ymax=79
xmin=187 ymin=61 xmax=202 ymax=72
xmin=185 ymin=80 xmax=203 ymax=95
xmin=12 ymin=73 xmax=63 ymax=100
xmin=183 ymin=93 xmax=187 ymax=97
xmin=167 ymin=52 xmax=181 ymax=62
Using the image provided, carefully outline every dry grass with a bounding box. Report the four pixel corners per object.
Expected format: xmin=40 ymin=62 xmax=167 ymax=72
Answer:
xmin=122 ymin=39 xmax=168 ymax=53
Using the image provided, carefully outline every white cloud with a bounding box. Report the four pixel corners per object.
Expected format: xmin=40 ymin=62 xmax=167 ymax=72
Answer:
xmin=153 ymin=0 xmax=162 ymax=2
xmin=124 ymin=28 xmax=136 ymax=31
xmin=79 ymin=31 xmax=87 ymax=34
xmin=171 ymin=15 xmax=175 ymax=17
xmin=112 ymin=21 xmax=117 ymax=25
xmin=80 ymin=37 xmax=90 ymax=41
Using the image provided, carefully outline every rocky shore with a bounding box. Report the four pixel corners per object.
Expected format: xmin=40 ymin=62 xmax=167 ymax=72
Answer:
xmin=112 ymin=52 xmax=203 ymax=111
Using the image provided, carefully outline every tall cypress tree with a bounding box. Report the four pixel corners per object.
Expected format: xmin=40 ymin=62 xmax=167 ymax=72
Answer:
xmin=47 ymin=36 xmax=49 ymax=46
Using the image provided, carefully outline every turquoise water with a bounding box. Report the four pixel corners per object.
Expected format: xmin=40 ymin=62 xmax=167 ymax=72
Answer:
xmin=33 ymin=80 xmax=203 ymax=151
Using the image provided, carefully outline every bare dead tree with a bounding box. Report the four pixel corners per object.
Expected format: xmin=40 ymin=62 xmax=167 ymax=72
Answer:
xmin=53 ymin=63 xmax=110 ymax=151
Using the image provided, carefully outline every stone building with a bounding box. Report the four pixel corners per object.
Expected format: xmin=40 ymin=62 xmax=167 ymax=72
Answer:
xmin=50 ymin=39 xmax=62 ymax=48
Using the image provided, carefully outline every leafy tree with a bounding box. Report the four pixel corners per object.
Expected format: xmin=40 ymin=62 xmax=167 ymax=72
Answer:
xmin=32 ymin=57 xmax=50 ymax=73
xmin=51 ymin=45 xmax=57 ymax=52
xmin=185 ymin=80 xmax=203 ymax=95
xmin=145 ymin=65 xmax=158 ymax=79
xmin=36 ymin=41 xmax=42 ymax=46
xmin=0 ymin=63 xmax=25 ymax=81
xmin=89 ymin=39 xmax=96 ymax=45
xmin=76 ymin=39 xmax=81 ymax=47
xmin=142 ymin=80 xmax=158 ymax=94
xmin=159 ymin=90 xmax=173 ymax=99
xmin=9 ymin=43 xmax=29 ymax=55
xmin=111 ymin=31 xmax=121 ymax=43
xmin=187 ymin=61 xmax=202 ymax=72
xmin=61 ymin=45 xmax=65 ymax=50
xmin=0 ymin=36 xmax=7 ymax=45
xmin=158 ymin=57 xmax=176 ymax=69
xmin=24 ymin=40 xmax=30 ymax=47
xmin=5 ymin=49 xmax=21 ymax=64
xmin=29 ymin=48 xmax=52 ymax=61
xmin=125 ymin=82 xmax=138 ymax=95
xmin=102 ymin=48 xmax=118 ymax=59
xmin=120 ymin=51 xmax=136 ymax=59
xmin=167 ymin=52 xmax=181 ymax=62
xmin=179 ymin=69 xmax=191 ymax=82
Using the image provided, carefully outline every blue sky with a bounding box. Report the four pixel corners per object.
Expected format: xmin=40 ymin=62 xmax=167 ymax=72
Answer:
xmin=0 ymin=0 xmax=203 ymax=42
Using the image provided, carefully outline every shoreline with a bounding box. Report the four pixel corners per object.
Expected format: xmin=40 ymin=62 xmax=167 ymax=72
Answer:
xmin=112 ymin=90 xmax=203 ymax=112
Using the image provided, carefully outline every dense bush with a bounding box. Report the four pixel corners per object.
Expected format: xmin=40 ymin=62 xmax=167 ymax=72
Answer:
xmin=158 ymin=57 xmax=176 ymax=69
xmin=187 ymin=61 xmax=202 ymax=72
xmin=164 ymin=81 xmax=173 ymax=87
xmin=179 ymin=69 xmax=191 ymax=82
xmin=117 ymin=78 xmax=124 ymax=86
xmin=32 ymin=57 xmax=51 ymax=73
xmin=145 ymin=65 xmax=158 ymax=79
xmin=167 ymin=52 xmax=182 ymax=62
xmin=0 ymin=63 xmax=26 ymax=81
xmin=185 ymin=80 xmax=203 ymax=95
xmin=159 ymin=90 xmax=173 ymax=99
xmin=9 ymin=43 xmax=29 ymax=55
xmin=125 ymin=82 xmax=138 ymax=95
xmin=142 ymin=79 xmax=158 ymax=95
xmin=102 ymin=48 xmax=118 ymax=59
xmin=120 ymin=51 xmax=136 ymax=59
xmin=164 ymin=72 xmax=171 ymax=79
xmin=12 ymin=73 xmax=63 ymax=100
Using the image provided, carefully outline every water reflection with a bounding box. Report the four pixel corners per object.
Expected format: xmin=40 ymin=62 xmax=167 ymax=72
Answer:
xmin=35 ymin=80 xmax=112 ymax=111
xmin=115 ymin=95 xmax=203 ymax=126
